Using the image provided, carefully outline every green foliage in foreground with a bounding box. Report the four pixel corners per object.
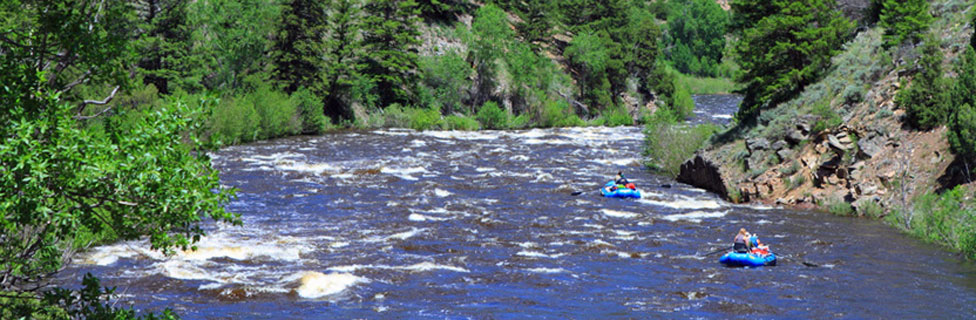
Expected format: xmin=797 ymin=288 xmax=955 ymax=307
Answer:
xmin=642 ymin=109 xmax=719 ymax=178
xmin=888 ymin=186 xmax=976 ymax=259
xmin=476 ymin=101 xmax=511 ymax=130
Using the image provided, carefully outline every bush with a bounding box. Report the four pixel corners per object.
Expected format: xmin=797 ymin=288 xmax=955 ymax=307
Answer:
xmin=665 ymin=0 xmax=729 ymax=76
xmin=248 ymin=84 xmax=301 ymax=139
xmin=211 ymin=94 xmax=261 ymax=144
xmin=408 ymin=105 xmax=444 ymax=131
xmin=827 ymin=198 xmax=854 ymax=215
xmin=891 ymin=187 xmax=976 ymax=258
xmin=643 ymin=110 xmax=718 ymax=177
xmin=476 ymin=101 xmax=510 ymax=129
xmin=858 ymin=199 xmax=885 ymax=218
xmin=444 ymin=114 xmax=480 ymax=130
xmin=540 ymin=99 xmax=585 ymax=127
xmin=811 ymin=100 xmax=842 ymax=133
xmin=671 ymin=83 xmax=695 ymax=120
xmin=291 ymin=87 xmax=331 ymax=134
xmin=597 ymin=104 xmax=634 ymax=127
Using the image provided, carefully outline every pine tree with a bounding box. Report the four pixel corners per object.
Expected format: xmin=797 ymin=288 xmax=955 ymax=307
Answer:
xmin=271 ymin=0 xmax=327 ymax=94
xmin=513 ymin=0 xmax=554 ymax=44
xmin=898 ymin=36 xmax=948 ymax=130
xmin=948 ymin=31 xmax=976 ymax=162
xmin=733 ymin=0 xmax=853 ymax=121
xmin=134 ymin=0 xmax=198 ymax=94
xmin=361 ymin=0 xmax=422 ymax=107
xmin=879 ymin=0 xmax=932 ymax=49
xmin=322 ymin=0 xmax=364 ymax=121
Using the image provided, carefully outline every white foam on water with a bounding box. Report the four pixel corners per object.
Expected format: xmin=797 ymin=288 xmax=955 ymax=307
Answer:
xmin=517 ymin=242 xmax=539 ymax=248
xmin=660 ymin=210 xmax=730 ymax=223
xmin=589 ymin=157 xmax=641 ymax=167
xmin=475 ymin=167 xmax=496 ymax=172
xmin=433 ymin=188 xmax=453 ymax=197
xmin=381 ymin=166 xmax=428 ymax=181
xmin=639 ymin=196 xmax=724 ymax=210
xmin=76 ymin=242 xmax=163 ymax=266
xmin=327 ymin=262 xmax=469 ymax=273
xmin=509 ymin=155 xmax=529 ymax=161
xmin=516 ymin=251 xmax=566 ymax=259
xmin=674 ymin=254 xmax=707 ymax=260
xmin=277 ymin=162 xmax=339 ymax=175
xmin=755 ymin=219 xmax=772 ymax=225
xmin=525 ymin=267 xmax=569 ymax=274
xmin=287 ymin=271 xmax=365 ymax=299
xmin=366 ymin=228 xmax=427 ymax=243
xmin=410 ymin=139 xmax=427 ymax=147
xmin=712 ymin=114 xmax=734 ymax=119
xmin=602 ymin=209 xmax=640 ymax=219
xmin=408 ymin=213 xmax=448 ymax=222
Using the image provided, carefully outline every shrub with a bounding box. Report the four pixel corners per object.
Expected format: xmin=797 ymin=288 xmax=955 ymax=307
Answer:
xmin=893 ymin=187 xmax=976 ymax=258
xmin=827 ymin=198 xmax=854 ymax=215
xmin=879 ymin=0 xmax=933 ymax=48
xmin=598 ymin=104 xmax=634 ymax=127
xmin=211 ymin=94 xmax=260 ymax=144
xmin=643 ymin=110 xmax=718 ymax=178
xmin=245 ymin=84 xmax=301 ymax=139
xmin=476 ymin=101 xmax=510 ymax=129
xmin=291 ymin=87 xmax=331 ymax=134
xmin=858 ymin=199 xmax=885 ymax=218
xmin=811 ymin=100 xmax=842 ymax=133
xmin=408 ymin=105 xmax=444 ymax=131
xmin=540 ymin=99 xmax=585 ymax=127
xmin=444 ymin=115 xmax=480 ymax=131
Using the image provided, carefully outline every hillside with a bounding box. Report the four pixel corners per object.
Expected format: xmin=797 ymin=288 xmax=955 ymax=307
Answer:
xmin=677 ymin=0 xmax=976 ymax=257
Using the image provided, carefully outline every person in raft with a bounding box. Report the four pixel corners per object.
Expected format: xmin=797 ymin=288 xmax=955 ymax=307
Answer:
xmin=605 ymin=171 xmax=637 ymax=192
xmin=733 ymin=228 xmax=751 ymax=253
xmin=734 ymin=228 xmax=771 ymax=255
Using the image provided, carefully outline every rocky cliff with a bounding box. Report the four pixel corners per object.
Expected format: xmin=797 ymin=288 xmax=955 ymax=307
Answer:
xmin=678 ymin=13 xmax=975 ymax=216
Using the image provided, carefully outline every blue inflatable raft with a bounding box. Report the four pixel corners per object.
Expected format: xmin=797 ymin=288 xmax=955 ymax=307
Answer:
xmin=601 ymin=181 xmax=641 ymax=199
xmin=719 ymin=251 xmax=777 ymax=267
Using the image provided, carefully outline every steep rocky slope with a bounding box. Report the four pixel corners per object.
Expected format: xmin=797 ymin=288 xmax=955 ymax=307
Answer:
xmin=678 ymin=4 xmax=975 ymax=217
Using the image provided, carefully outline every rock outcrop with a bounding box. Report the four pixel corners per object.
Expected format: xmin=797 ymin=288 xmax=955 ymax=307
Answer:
xmin=676 ymin=152 xmax=728 ymax=199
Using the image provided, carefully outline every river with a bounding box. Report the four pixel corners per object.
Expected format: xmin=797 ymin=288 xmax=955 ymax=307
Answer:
xmin=61 ymin=95 xmax=976 ymax=318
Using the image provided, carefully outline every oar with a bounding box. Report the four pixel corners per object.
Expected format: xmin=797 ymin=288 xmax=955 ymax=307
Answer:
xmin=571 ymin=191 xmax=586 ymax=196
xmin=701 ymin=246 xmax=732 ymax=256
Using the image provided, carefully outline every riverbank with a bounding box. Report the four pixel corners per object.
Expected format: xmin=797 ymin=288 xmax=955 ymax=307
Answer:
xmin=675 ymin=13 xmax=976 ymax=258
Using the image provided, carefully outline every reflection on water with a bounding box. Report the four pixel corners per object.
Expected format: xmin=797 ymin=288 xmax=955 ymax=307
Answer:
xmin=60 ymin=103 xmax=976 ymax=318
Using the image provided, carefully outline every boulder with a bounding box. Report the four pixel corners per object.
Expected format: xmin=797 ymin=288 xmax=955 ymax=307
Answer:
xmin=747 ymin=137 xmax=770 ymax=152
xmin=828 ymin=134 xmax=853 ymax=151
xmin=786 ymin=128 xmax=807 ymax=144
xmin=777 ymin=149 xmax=795 ymax=161
xmin=677 ymin=152 xmax=729 ymax=199
xmin=858 ymin=137 xmax=883 ymax=159
xmin=771 ymin=140 xmax=788 ymax=151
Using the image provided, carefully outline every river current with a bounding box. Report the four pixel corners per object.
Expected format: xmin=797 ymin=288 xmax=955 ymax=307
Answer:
xmin=61 ymin=96 xmax=976 ymax=319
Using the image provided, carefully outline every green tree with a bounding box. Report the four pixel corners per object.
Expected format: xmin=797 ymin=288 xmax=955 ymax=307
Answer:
xmin=419 ymin=50 xmax=472 ymax=115
xmin=1 ymin=1 xmax=237 ymax=317
xmin=665 ymin=0 xmax=729 ymax=76
xmin=271 ymin=0 xmax=327 ymax=94
xmin=625 ymin=5 xmax=664 ymax=99
xmin=361 ymin=0 xmax=422 ymax=108
xmin=565 ymin=30 xmax=617 ymax=111
xmin=512 ymin=0 xmax=554 ymax=44
xmin=321 ymin=0 xmax=364 ymax=121
xmin=948 ymin=34 xmax=976 ymax=164
xmin=898 ymin=36 xmax=948 ymax=130
xmin=468 ymin=4 xmax=514 ymax=106
xmin=190 ymin=0 xmax=280 ymax=91
xmin=134 ymin=0 xmax=200 ymax=94
xmin=415 ymin=0 xmax=468 ymax=22
xmin=878 ymin=0 xmax=932 ymax=49
xmin=733 ymin=0 xmax=853 ymax=121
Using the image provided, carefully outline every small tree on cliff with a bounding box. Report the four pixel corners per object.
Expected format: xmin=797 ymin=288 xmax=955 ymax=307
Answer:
xmin=733 ymin=0 xmax=853 ymax=122
xmin=878 ymin=0 xmax=933 ymax=49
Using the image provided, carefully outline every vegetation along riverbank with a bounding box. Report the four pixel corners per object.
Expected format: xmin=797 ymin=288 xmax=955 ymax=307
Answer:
xmin=3 ymin=0 xmax=976 ymax=318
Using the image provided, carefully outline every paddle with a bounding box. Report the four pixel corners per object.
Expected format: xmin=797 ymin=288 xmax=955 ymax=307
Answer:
xmin=701 ymin=246 xmax=732 ymax=256
xmin=571 ymin=191 xmax=586 ymax=196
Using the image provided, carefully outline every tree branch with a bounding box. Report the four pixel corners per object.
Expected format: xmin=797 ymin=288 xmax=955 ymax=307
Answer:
xmin=75 ymin=86 xmax=120 ymax=120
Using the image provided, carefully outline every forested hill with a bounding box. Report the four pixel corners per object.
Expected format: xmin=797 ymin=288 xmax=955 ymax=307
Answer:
xmin=5 ymin=0 xmax=742 ymax=146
